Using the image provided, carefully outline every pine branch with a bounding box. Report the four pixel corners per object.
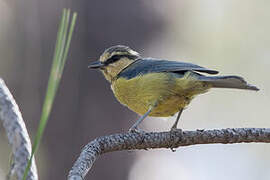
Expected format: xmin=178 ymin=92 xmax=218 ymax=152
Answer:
xmin=0 ymin=78 xmax=38 ymax=180
xmin=68 ymin=128 xmax=270 ymax=180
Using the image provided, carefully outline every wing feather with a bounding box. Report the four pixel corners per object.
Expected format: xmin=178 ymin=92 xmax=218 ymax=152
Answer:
xmin=118 ymin=58 xmax=218 ymax=79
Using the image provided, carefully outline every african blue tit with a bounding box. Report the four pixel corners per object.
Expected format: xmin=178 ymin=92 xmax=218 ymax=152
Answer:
xmin=88 ymin=45 xmax=259 ymax=132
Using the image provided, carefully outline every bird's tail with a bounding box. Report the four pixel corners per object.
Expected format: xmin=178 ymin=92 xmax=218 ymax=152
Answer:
xmin=198 ymin=75 xmax=259 ymax=91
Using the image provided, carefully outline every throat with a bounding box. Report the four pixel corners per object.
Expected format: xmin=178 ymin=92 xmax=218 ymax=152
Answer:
xmin=102 ymin=68 xmax=116 ymax=82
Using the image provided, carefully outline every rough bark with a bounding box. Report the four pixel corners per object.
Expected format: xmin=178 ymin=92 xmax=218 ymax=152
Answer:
xmin=68 ymin=128 xmax=270 ymax=180
xmin=0 ymin=78 xmax=37 ymax=180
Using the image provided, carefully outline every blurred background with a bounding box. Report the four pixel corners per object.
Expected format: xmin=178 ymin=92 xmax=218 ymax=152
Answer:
xmin=0 ymin=0 xmax=269 ymax=179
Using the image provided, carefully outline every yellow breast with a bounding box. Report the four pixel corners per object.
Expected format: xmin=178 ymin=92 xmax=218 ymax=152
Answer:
xmin=111 ymin=72 xmax=211 ymax=117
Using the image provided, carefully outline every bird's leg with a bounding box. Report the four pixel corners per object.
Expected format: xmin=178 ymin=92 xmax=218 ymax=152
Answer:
xmin=129 ymin=107 xmax=152 ymax=133
xmin=169 ymin=109 xmax=184 ymax=152
xmin=170 ymin=108 xmax=183 ymax=130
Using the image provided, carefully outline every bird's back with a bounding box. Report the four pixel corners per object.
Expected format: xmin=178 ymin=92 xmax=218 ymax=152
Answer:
xmin=117 ymin=58 xmax=218 ymax=79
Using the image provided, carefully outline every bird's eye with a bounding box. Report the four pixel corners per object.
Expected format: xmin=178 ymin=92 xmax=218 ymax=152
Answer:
xmin=104 ymin=54 xmax=138 ymax=66
xmin=104 ymin=55 xmax=122 ymax=65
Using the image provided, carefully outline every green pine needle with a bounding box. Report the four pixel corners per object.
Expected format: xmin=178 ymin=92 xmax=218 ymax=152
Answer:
xmin=23 ymin=8 xmax=77 ymax=180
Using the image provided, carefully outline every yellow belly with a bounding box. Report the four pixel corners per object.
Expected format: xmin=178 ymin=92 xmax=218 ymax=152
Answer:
xmin=111 ymin=72 xmax=211 ymax=117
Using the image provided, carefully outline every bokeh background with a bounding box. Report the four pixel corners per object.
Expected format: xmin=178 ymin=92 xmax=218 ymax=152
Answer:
xmin=0 ymin=0 xmax=269 ymax=179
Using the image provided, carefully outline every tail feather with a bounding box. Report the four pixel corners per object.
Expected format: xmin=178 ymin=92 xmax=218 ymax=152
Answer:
xmin=198 ymin=75 xmax=259 ymax=91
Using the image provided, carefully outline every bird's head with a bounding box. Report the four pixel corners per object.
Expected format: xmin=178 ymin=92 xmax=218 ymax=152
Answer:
xmin=88 ymin=45 xmax=140 ymax=82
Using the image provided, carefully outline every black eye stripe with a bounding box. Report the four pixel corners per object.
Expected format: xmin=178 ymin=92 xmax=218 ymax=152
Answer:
xmin=104 ymin=55 xmax=138 ymax=65
xmin=104 ymin=55 xmax=122 ymax=65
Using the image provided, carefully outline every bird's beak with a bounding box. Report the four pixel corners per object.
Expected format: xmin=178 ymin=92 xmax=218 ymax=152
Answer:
xmin=88 ymin=61 xmax=105 ymax=69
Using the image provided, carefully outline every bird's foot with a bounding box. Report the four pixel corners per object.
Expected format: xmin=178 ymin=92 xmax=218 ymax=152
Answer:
xmin=128 ymin=127 xmax=146 ymax=134
xmin=170 ymin=126 xmax=177 ymax=132
xmin=170 ymin=127 xmax=183 ymax=134
xmin=128 ymin=127 xmax=148 ymax=150
xmin=169 ymin=127 xmax=183 ymax=152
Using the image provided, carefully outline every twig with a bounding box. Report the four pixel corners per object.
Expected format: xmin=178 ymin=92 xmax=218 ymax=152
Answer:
xmin=0 ymin=78 xmax=38 ymax=180
xmin=68 ymin=128 xmax=270 ymax=180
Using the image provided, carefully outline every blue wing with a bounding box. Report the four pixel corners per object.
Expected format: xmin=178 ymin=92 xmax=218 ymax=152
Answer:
xmin=118 ymin=58 xmax=219 ymax=79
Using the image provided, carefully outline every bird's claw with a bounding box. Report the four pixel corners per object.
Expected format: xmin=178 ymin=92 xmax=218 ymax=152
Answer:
xmin=128 ymin=127 xmax=148 ymax=150
xmin=170 ymin=126 xmax=177 ymax=132
xmin=128 ymin=127 xmax=145 ymax=134
xmin=169 ymin=128 xmax=183 ymax=152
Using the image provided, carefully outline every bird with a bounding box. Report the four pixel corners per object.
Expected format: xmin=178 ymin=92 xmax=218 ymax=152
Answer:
xmin=88 ymin=45 xmax=259 ymax=132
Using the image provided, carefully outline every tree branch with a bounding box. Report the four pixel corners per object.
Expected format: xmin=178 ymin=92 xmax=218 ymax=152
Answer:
xmin=68 ymin=128 xmax=270 ymax=180
xmin=0 ymin=78 xmax=38 ymax=180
